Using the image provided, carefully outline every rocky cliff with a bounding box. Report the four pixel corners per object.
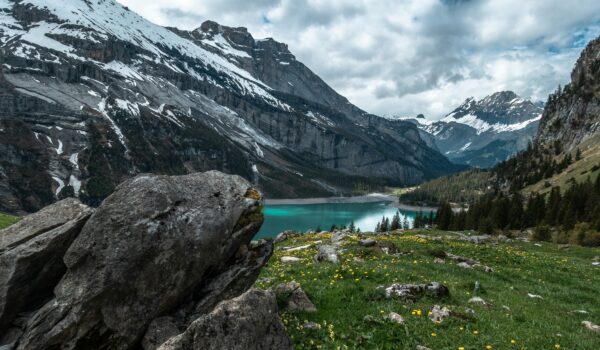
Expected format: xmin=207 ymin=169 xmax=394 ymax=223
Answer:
xmin=0 ymin=0 xmax=463 ymax=213
xmin=536 ymin=36 xmax=600 ymax=152
xmin=0 ymin=171 xmax=292 ymax=350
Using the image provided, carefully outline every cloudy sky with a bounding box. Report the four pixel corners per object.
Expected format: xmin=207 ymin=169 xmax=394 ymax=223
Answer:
xmin=117 ymin=0 xmax=600 ymax=120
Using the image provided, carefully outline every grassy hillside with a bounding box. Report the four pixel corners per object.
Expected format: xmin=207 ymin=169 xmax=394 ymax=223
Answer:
xmin=523 ymin=135 xmax=600 ymax=196
xmin=0 ymin=213 xmax=19 ymax=229
xmin=257 ymin=230 xmax=600 ymax=349
xmin=398 ymin=170 xmax=492 ymax=205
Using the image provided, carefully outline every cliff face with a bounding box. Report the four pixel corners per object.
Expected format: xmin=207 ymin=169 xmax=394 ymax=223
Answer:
xmin=536 ymin=37 xmax=600 ymax=152
xmin=0 ymin=0 xmax=463 ymax=213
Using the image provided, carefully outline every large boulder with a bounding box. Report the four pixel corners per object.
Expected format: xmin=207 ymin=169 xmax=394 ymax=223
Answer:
xmin=16 ymin=171 xmax=272 ymax=350
xmin=0 ymin=198 xmax=93 ymax=338
xmin=157 ymin=289 xmax=293 ymax=350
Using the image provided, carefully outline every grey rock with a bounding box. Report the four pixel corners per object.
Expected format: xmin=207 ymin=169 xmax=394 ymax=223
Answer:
xmin=416 ymin=346 xmax=433 ymax=350
xmin=429 ymin=305 xmax=451 ymax=323
xmin=314 ymin=244 xmax=340 ymax=263
xmin=385 ymin=282 xmax=449 ymax=300
xmin=359 ymin=239 xmax=377 ymax=247
xmin=274 ymin=230 xmax=299 ymax=244
xmin=157 ymin=289 xmax=293 ymax=350
xmin=17 ymin=172 xmax=265 ymax=350
xmin=387 ymin=312 xmax=405 ymax=325
xmin=0 ymin=198 xmax=93 ymax=334
xmin=142 ymin=317 xmax=180 ymax=350
xmin=274 ymin=281 xmax=317 ymax=313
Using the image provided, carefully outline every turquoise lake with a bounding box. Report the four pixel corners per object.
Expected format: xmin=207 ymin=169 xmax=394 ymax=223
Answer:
xmin=255 ymin=201 xmax=434 ymax=238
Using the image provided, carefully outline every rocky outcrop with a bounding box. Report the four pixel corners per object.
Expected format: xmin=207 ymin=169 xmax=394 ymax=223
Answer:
xmin=156 ymin=289 xmax=292 ymax=350
xmin=0 ymin=171 xmax=290 ymax=349
xmin=0 ymin=198 xmax=93 ymax=339
xmin=536 ymin=36 xmax=600 ymax=152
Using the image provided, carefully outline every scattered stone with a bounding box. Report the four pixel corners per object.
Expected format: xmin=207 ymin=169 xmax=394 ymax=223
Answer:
xmin=274 ymin=281 xmax=317 ymax=312
xmin=433 ymin=258 xmax=445 ymax=264
xmin=284 ymin=244 xmax=312 ymax=252
xmin=429 ymin=305 xmax=451 ymax=323
xmin=534 ymin=243 xmax=542 ymax=247
xmin=281 ymin=256 xmax=301 ymax=263
xmin=353 ymin=257 xmax=365 ymax=263
xmin=385 ymin=282 xmax=449 ymax=300
xmin=468 ymin=297 xmax=489 ymax=306
xmin=387 ymin=312 xmax=405 ymax=325
xmin=416 ymin=346 xmax=432 ymax=350
xmin=502 ymin=305 xmax=511 ymax=311
xmin=457 ymin=262 xmax=473 ymax=269
xmin=447 ymin=253 xmax=480 ymax=265
xmin=582 ymin=321 xmax=600 ymax=335
xmin=592 ymin=262 xmax=600 ymax=266
xmin=331 ymin=231 xmax=350 ymax=245
xmin=274 ymin=230 xmax=299 ymax=244
xmin=359 ymin=239 xmax=377 ymax=247
xmin=303 ymin=322 xmax=320 ymax=330
xmin=527 ymin=293 xmax=543 ymax=299
xmin=482 ymin=265 xmax=494 ymax=273
xmin=559 ymin=244 xmax=571 ymax=250
xmin=314 ymin=244 xmax=339 ymax=263
xmin=570 ymin=310 xmax=589 ymax=314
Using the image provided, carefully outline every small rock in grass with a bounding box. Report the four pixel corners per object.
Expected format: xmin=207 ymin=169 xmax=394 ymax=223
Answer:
xmin=385 ymin=282 xmax=449 ymax=300
xmin=482 ymin=265 xmax=494 ymax=273
xmin=527 ymin=293 xmax=543 ymax=299
xmin=416 ymin=346 xmax=432 ymax=350
xmin=468 ymin=297 xmax=488 ymax=306
xmin=592 ymin=262 xmax=600 ymax=266
xmin=284 ymin=244 xmax=312 ymax=252
xmin=280 ymin=256 xmax=301 ymax=263
xmin=274 ymin=281 xmax=317 ymax=312
xmin=314 ymin=245 xmax=339 ymax=263
xmin=359 ymin=239 xmax=377 ymax=247
xmin=429 ymin=305 xmax=450 ymax=323
xmin=559 ymin=244 xmax=570 ymax=250
xmin=457 ymin=262 xmax=473 ymax=269
xmin=582 ymin=321 xmax=600 ymax=334
xmin=303 ymin=322 xmax=319 ymax=330
xmin=502 ymin=305 xmax=511 ymax=311
xmin=387 ymin=312 xmax=405 ymax=325
xmin=433 ymin=258 xmax=445 ymax=264
xmin=274 ymin=230 xmax=298 ymax=244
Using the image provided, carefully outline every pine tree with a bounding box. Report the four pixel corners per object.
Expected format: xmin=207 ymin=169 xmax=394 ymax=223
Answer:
xmin=349 ymin=221 xmax=356 ymax=233
xmin=575 ymin=148 xmax=582 ymax=161
xmin=402 ymin=216 xmax=409 ymax=230
xmin=390 ymin=211 xmax=401 ymax=230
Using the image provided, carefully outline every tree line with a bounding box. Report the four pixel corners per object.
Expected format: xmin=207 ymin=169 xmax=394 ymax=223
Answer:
xmin=435 ymin=175 xmax=600 ymax=246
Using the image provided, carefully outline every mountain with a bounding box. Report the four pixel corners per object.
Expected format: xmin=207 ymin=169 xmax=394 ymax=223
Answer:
xmin=405 ymin=91 xmax=543 ymax=168
xmin=0 ymin=0 xmax=463 ymax=213
xmin=536 ymin=36 xmax=600 ymax=152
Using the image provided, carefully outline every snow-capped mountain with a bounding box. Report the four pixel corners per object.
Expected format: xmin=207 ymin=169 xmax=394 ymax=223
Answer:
xmin=0 ymin=0 xmax=464 ymax=213
xmin=405 ymin=91 xmax=543 ymax=168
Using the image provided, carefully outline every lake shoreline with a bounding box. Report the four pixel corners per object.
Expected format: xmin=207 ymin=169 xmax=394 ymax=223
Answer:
xmin=264 ymin=194 xmax=437 ymax=212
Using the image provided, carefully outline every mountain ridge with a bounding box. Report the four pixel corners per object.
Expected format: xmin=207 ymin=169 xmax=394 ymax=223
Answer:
xmin=402 ymin=91 xmax=543 ymax=168
xmin=0 ymin=0 xmax=463 ymax=213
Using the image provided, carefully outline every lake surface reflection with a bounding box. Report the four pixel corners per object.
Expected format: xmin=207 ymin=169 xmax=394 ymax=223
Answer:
xmin=255 ymin=201 xmax=433 ymax=239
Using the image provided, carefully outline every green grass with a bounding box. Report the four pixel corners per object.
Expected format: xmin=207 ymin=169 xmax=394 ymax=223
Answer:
xmin=257 ymin=230 xmax=600 ymax=349
xmin=0 ymin=213 xmax=19 ymax=229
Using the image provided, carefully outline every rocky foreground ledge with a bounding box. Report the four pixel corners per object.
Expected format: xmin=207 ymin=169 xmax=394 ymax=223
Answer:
xmin=0 ymin=171 xmax=292 ymax=350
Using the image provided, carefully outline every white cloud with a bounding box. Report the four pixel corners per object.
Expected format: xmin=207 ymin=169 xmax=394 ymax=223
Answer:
xmin=117 ymin=0 xmax=600 ymax=119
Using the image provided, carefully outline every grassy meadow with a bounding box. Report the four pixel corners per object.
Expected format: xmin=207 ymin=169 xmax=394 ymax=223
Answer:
xmin=256 ymin=230 xmax=600 ymax=349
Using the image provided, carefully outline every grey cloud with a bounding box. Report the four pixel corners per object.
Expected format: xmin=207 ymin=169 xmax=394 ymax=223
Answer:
xmin=118 ymin=0 xmax=600 ymax=118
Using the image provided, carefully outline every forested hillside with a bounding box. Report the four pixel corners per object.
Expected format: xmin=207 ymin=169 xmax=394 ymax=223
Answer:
xmin=399 ymin=170 xmax=492 ymax=205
